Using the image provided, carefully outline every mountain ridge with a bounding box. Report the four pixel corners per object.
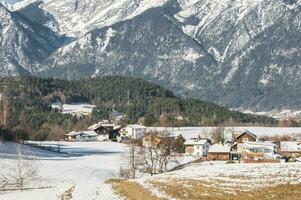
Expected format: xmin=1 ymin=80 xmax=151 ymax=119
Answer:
xmin=0 ymin=0 xmax=300 ymax=110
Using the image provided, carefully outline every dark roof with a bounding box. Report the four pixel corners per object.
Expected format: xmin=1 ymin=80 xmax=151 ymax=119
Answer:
xmin=235 ymin=130 xmax=257 ymax=139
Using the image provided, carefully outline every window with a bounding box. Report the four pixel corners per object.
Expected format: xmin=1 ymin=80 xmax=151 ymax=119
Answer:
xmin=264 ymin=149 xmax=271 ymax=153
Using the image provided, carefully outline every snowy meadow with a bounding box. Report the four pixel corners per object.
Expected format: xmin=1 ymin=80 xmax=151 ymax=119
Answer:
xmin=0 ymin=142 xmax=127 ymax=200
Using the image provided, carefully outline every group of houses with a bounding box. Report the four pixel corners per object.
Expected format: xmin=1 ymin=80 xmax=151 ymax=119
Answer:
xmin=64 ymin=121 xmax=147 ymax=142
xmin=64 ymin=121 xmax=301 ymax=162
xmin=184 ymin=130 xmax=301 ymax=162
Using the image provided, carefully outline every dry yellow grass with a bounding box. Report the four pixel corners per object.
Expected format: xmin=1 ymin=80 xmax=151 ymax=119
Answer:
xmin=59 ymin=186 xmax=75 ymax=200
xmin=148 ymin=179 xmax=301 ymax=200
xmin=106 ymin=179 xmax=164 ymax=200
xmin=107 ymin=178 xmax=301 ymax=200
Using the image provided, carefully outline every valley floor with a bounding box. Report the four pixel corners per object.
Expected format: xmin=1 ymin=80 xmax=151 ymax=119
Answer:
xmin=109 ymin=162 xmax=301 ymax=200
xmin=1 ymin=142 xmax=301 ymax=200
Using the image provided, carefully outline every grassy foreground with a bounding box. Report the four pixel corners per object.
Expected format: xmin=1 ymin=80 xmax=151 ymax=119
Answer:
xmin=107 ymin=179 xmax=301 ymax=200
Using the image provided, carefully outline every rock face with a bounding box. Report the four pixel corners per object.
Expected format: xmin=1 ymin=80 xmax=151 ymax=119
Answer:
xmin=0 ymin=0 xmax=300 ymax=110
xmin=0 ymin=2 xmax=67 ymax=75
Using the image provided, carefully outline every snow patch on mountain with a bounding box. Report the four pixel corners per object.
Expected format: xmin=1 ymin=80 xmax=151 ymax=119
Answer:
xmin=182 ymin=49 xmax=202 ymax=63
xmin=8 ymin=0 xmax=169 ymax=37
xmin=100 ymin=28 xmax=117 ymax=52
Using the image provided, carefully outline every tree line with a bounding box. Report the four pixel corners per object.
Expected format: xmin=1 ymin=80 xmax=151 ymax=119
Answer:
xmin=0 ymin=76 xmax=278 ymax=141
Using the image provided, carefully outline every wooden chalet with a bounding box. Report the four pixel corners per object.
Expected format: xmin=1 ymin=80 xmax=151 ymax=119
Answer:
xmin=235 ymin=130 xmax=257 ymax=143
xmin=88 ymin=123 xmax=121 ymax=141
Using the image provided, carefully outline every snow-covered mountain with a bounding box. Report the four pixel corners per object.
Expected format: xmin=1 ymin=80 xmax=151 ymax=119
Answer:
xmin=0 ymin=2 xmax=67 ymax=75
xmin=0 ymin=0 xmax=300 ymax=110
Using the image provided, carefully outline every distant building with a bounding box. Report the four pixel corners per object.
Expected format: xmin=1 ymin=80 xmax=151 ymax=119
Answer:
xmin=120 ymin=124 xmax=147 ymax=140
xmin=184 ymin=138 xmax=210 ymax=156
xmin=142 ymin=134 xmax=162 ymax=148
xmin=280 ymin=141 xmax=301 ymax=152
xmin=280 ymin=141 xmax=301 ymax=158
xmin=238 ymin=141 xmax=278 ymax=160
xmin=208 ymin=144 xmax=231 ymax=161
xmin=233 ymin=131 xmax=279 ymax=161
xmin=65 ymin=131 xmax=98 ymax=142
xmin=88 ymin=122 xmax=121 ymax=141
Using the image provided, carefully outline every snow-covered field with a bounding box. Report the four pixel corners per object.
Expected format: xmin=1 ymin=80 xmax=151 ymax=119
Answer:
xmin=0 ymin=141 xmax=195 ymax=200
xmin=153 ymin=162 xmax=301 ymax=189
xmin=51 ymin=103 xmax=96 ymax=116
xmin=1 ymin=137 xmax=301 ymax=199
xmin=131 ymin=161 xmax=301 ymax=199
xmin=0 ymin=142 xmax=127 ymax=200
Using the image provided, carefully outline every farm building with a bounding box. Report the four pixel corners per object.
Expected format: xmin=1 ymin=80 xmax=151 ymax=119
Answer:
xmin=184 ymin=138 xmax=210 ymax=156
xmin=208 ymin=144 xmax=231 ymax=161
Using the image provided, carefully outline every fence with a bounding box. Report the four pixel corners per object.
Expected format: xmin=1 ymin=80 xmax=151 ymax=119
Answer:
xmin=21 ymin=141 xmax=62 ymax=153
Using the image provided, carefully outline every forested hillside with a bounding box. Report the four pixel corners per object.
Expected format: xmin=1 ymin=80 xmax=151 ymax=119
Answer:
xmin=0 ymin=76 xmax=276 ymax=140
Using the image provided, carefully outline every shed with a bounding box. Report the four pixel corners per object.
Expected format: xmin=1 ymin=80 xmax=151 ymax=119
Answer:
xmin=208 ymin=144 xmax=231 ymax=161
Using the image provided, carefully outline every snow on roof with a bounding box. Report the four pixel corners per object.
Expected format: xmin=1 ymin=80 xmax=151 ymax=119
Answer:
xmin=208 ymin=144 xmax=231 ymax=153
xmin=127 ymin=124 xmax=146 ymax=129
xmin=242 ymin=141 xmax=276 ymax=148
xmin=65 ymin=131 xmax=79 ymax=136
xmin=87 ymin=123 xmax=115 ymax=130
xmin=87 ymin=123 xmax=101 ymax=130
xmin=80 ymin=131 xmax=98 ymax=136
xmin=65 ymin=131 xmax=97 ymax=137
xmin=236 ymin=130 xmax=257 ymax=139
xmin=184 ymin=139 xmax=209 ymax=146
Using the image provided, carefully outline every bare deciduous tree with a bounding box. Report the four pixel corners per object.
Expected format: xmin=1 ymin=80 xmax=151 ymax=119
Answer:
xmin=122 ymin=131 xmax=180 ymax=178
xmin=1 ymin=144 xmax=39 ymax=191
xmin=137 ymin=145 xmax=160 ymax=176
xmin=211 ymin=127 xmax=225 ymax=144
xmin=120 ymin=140 xmax=139 ymax=179
xmin=11 ymin=145 xmax=38 ymax=191
xmin=137 ymin=131 xmax=178 ymax=176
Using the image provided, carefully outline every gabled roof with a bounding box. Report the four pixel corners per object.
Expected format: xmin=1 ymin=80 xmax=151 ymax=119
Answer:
xmin=65 ymin=131 xmax=97 ymax=137
xmin=236 ymin=130 xmax=257 ymax=139
xmin=88 ymin=123 xmax=115 ymax=131
xmin=242 ymin=141 xmax=276 ymax=148
xmin=184 ymin=139 xmax=209 ymax=146
xmin=127 ymin=124 xmax=146 ymax=129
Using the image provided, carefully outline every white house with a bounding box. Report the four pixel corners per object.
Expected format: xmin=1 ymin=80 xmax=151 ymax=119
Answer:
xmin=65 ymin=131 xmax=98 ymax=142
xmin=184 ymin=138 xmax=210 ymax=156
xmin=239 ymin=141 xmax=278 ymax=159
xmin=120 ymin=124 xmax=147 ymax=140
